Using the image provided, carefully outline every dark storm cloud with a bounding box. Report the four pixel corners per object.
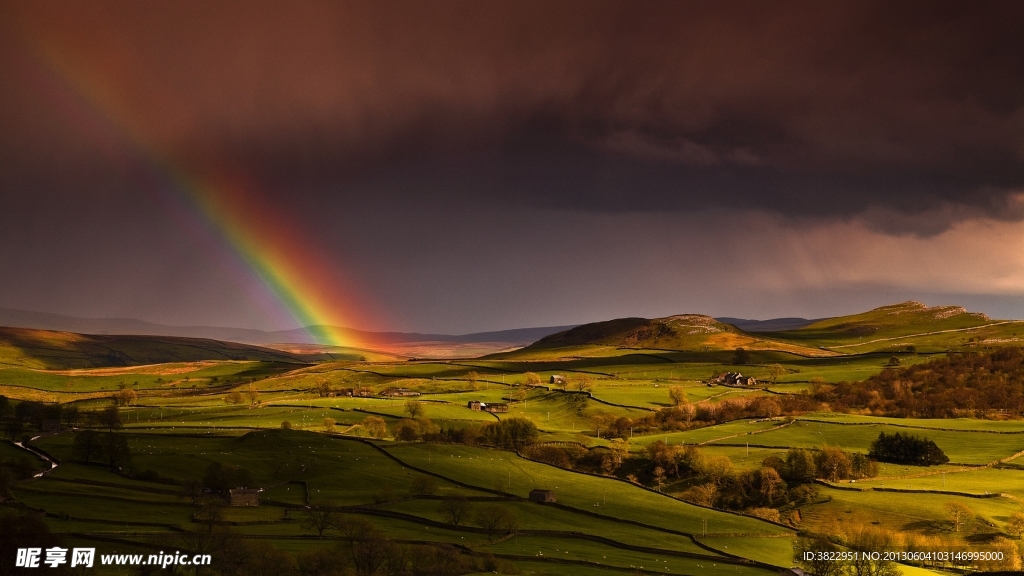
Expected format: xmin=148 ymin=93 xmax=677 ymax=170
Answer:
xmin=2 ymin=1 xmax=1023 ymax=233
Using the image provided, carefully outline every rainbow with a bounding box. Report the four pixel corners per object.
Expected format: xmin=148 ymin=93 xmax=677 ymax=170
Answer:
xmin=8 ymin=35 xmax=369 ymax=347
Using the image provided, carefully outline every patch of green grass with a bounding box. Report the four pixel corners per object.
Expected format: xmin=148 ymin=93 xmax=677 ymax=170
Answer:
xmin=384 ymin=443 xmax=792 ymax=537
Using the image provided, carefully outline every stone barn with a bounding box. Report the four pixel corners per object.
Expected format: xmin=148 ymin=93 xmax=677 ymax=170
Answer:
xmin=529 ymin=489 xmax=556 ymax=503
xmin=229 ymin=488 xmax=260 ymax=507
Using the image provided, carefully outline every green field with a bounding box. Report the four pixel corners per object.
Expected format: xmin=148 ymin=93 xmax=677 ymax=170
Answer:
xmin=7 ymin=305 xmax=1024 ymax=574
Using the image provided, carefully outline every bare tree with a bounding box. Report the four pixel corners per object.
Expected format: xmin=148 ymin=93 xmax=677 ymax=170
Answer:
xmin=768 ymin=363 xmax=785 ymax=385
xmin=572 ymin=373 xmax=593 ymax=393
xmin=474 ymin=505 xmax=512 ymax=542
xmin=404 ymin=401 xmax=423 ymax=419
xmin=302 ymin=502 xmax=340 ymax=538
xmin=946 ymin=501 xmax=973 ymax=532
xmin=438 ymin=495 xmax=471 ymax=526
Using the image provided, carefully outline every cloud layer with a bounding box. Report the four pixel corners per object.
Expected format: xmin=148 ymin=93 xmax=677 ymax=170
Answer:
xmin=1 ymin=1 xmax=1023 ymax=330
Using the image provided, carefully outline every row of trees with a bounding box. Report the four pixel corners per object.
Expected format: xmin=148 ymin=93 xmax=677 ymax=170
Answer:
xmin=813 ymin=347 xmax=1024 ymax=417
xmin=70 ymin=429 xmax=133 ymax=470
xmin=868 ymin=432 xmax=950 ymax=465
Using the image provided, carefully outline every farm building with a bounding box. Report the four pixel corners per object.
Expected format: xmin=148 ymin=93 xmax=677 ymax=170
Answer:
xmin=468 ymin=400 xmax=508 ymax=413
xmin=529 ymin=489 xmax=556 ymax=503
xmin=717 ymin=372 xmax=757 ymax=386
xmin=380 ymin=388 xmax=421 ymax=397
xmin=229 ymin=488 xmax=260 ymax=507
xmin=550 ymin=375 xmax=567 ymax=385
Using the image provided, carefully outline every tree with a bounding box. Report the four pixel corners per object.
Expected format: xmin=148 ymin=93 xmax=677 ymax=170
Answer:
xmin=182 ymin=479 xmax=204 ymax=506
xmin=281 ymin=420 xmax=293 ymax=430
xmin=393 ymin=419 xmax=420 ymax=441
xmin=246 ymin=383 xmax=262 ymax=406
xmin=113 ymin=388 xmax=137 ymax=407
xmin=105 ymin=432 xmax=132 ymax=470
xmin=203 ymin=462 xmax=254 ymax=496
xmin=61 ymin=404 xmax=79 ymax=427
xmin=572 ymin=373 xmax=593 ymax=393
xmin=785 ymin=448 xmax=817 ymax=482
xmin=438 ymin=495 xmax=471 ymax=526
xmin=322 ymin=417 xmax=336 ymax=433
xmin=768 ymin=363 xmax=785 ymax=385
xmin=98 ymin=405 xmax=122 ymax=430
xmin=652 ymin=466 xmax=666 ymax=491
xmin=797 ymin=536 xmax=846 ymax=576
xmin=887 ymin=356 xmax=902 ymax=366
xmin=1007 ymin=511 xmax=1024 ymax=539
xmin=681 ymin=483 xmax=717 ymax=507
xmin=0 ymin=395 xmax=10 ymax=418
xmin=195 ymin=497 xmax=225 ymax=532
xmin=869 ymin=432 xmax=949 ymax=466
xmin=513 ymin=387 xmax=528 ymax=402
xmin=732 ymin=348 xmax=750 ymax=365
xmin=226 ymin=390 xmax=245 ymax=404
xmin=362 ymin=416 xmax=388 ymax=439
xmin=301 ymin=502 xmax=339 ymax=538
xmin=816 ymin=445 xmax=852 ymax=481
xmin=668 ymin=386 xmax=687 ymax=407
xmin=71 ymin=430 xmax=104 ymax=464
xmin=312 ymin=380 xmax=333 ymax=397
xmin=564 ymin=393 xmax=588 ymax=416
xmin=523 ymin=372 xmax=542 ymax=386
xmin=696 ymin=455 xmax=733 ymax=485
xmin=404 ymin=401 xmax=423 ymax=418
xmin=757 ymin=466 xmax=785 ymax=503
xmin=480 ymin=418 xmax=538 ymax=450
xmin=945 ymin=501 xmax=973 ymax=532
xmin=409 ymin=475 xmax=438 ymax=496
xmin=466 ymin=371 xmax=480 ymax=390
xmin=474 ymin=505 xmax=512 ymax=542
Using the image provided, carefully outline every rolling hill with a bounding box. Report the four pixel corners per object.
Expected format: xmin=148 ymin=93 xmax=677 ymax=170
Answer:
xmin=0 ymin=326 xmax=308 ymax=369
xmin=506 ymin=301 xmax=1024 ymax=358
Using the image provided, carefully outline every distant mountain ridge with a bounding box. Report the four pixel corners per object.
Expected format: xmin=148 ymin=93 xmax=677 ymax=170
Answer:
xmin=0 ymin=307 xmax=574 ymax=347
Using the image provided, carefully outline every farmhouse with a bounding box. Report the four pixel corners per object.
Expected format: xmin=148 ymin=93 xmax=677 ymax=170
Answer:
xmin=717 ymin=372 xmax=757 ymax=386
xmin=228 ymin=488 xmax=260 ymax=507
xmin=468 ymin=400 xmax=509 ymax=413
xmin=380 ymin=388 xmax=421 ymax=397
xmin=529 ymin=489 xmax=556 ymax=503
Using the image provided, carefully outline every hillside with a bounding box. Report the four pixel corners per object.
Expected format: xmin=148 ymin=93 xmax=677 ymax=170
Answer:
xmin=0 ymin=326 xmax=307 ymax=369
xmin=509 ymin=314 xmax=836 ymax=358
xmin=505 ymin=301 xmax=1024 ymax=359
xmin=771 ymin=301 xmax=1023 ymax=353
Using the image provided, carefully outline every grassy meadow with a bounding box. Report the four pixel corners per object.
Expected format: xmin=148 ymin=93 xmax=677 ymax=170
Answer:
xmin=5 ymin=303 xmax=1024 ymax=574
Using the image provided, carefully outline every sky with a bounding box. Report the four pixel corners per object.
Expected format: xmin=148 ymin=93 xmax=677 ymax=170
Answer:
xmin=1 ymin=1 xmax=1024 ymax=334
